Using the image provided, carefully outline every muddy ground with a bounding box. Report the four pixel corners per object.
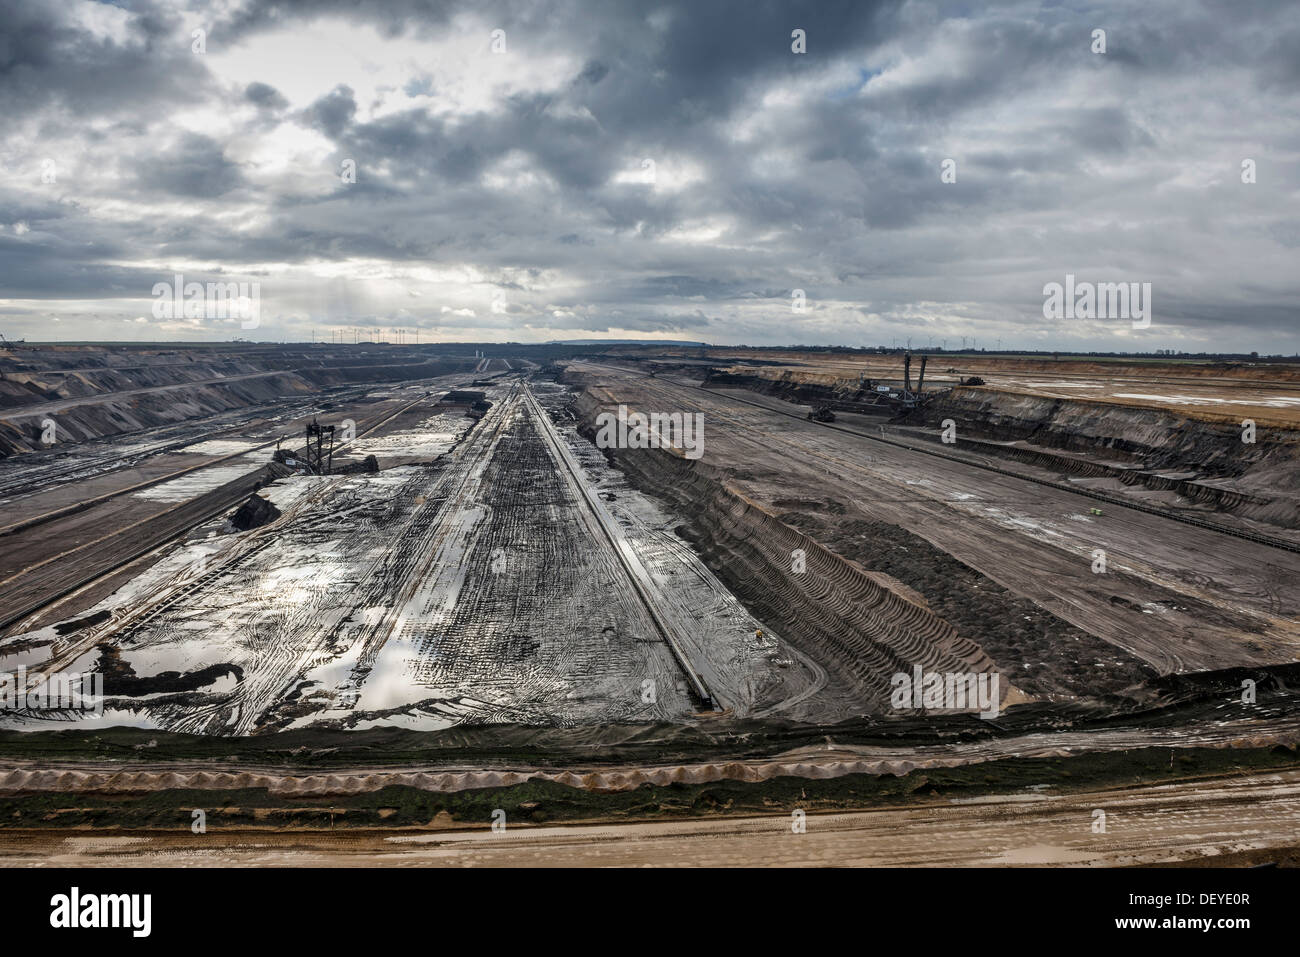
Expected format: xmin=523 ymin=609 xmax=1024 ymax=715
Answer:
xmin=565 ymin=361 xmax=1300 ymax=680
xmin=1 ymin=345 xmax=1298 ymax=865
xmin=0 ymin=377 xmax=821 ymax=734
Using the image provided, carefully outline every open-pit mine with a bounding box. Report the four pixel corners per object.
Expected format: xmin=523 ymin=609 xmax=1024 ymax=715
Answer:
xmin=1 ymin=341 xmax=1299 ymax=867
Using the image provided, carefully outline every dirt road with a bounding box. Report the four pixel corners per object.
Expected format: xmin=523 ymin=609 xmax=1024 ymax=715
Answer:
xmin=3 ymin=769 xmax=1296 ymax=867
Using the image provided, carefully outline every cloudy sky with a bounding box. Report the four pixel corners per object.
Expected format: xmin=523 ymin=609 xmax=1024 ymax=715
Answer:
xmin=1 ymin=0 xmax=1297 ymax=351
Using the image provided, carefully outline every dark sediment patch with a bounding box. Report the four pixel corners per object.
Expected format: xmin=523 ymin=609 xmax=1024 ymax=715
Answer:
xmin=53 ymin=609 xmax=112 ymax=636
xmin=228 ymin=493 xmax=280 ymax=532
xmin=777 ymin=513 xmax=1156 ymax=698
xmin=93 ymin=643 xmax=243 ymax=697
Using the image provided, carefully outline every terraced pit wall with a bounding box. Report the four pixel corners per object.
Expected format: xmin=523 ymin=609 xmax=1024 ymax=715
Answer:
xmin=906 ymin=388 xmax=1300 ymax=529
xmin=0 ymin=346 xmax=483 ymax=455
xmin=569 ymin=389 xmax=1016 ymax=712
xmin=0 ymin=372 xmax=314 ymax=455
xmin=703 ymin=369 xmax=1300 ymax=530
xmin=705 ymin=368 xmax=894 ymax=414
xmin=0 ymin=352 xmax=269 ymax=408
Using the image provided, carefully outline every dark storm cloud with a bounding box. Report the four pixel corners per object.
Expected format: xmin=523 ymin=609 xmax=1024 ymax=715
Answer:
xmin=0 ymin=0 xmax=211 ymax=120
xmin=0 ymin=236 xmax=148 ymax=297
xmin=245 ymin=81 xmax=289 ymax=111
xmin=134 ymin=132 xmax=248 ymax=197
xmin=0 ymin=0 xmax=1297 ymax=350
xmin=301 ymin=84 xmax=358 ymax=139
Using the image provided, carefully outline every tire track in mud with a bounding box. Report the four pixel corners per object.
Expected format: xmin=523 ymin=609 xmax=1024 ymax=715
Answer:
xmin=595 ymin=505 xmax=830 ymax=717
xmin=224 ymin=396 xmax=524 ymax=733
xmin=350 ymin=384 xmax=701 ymax=725
xmin=3 ymin=389 xmax=487 ymax=733
xmin=0 ymin=389 xmax=441 ymax=638
xmin=4 ymin=376 xmax=862 ymax=732
xmin=574 ymin=372 xmax=1020 ymax=709
xmin=521 ymin=385 xmax=717 ymax=710
xmin=341 ymin=385 xmax=522 ymax=678
xmin=533 ymin=388 xmax=829 ymax=718
xmin=407 ymin=391 xmax=604 ymax=711
xmin=72 ymin=381 xmax=716 ymax=733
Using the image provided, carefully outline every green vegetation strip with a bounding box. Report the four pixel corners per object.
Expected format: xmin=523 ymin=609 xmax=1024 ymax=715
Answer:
xmin=2 ymin=745 xmax=1295 ymax=830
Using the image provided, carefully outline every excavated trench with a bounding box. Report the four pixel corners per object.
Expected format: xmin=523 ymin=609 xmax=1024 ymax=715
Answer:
xmin=563 ymin=373 xmax=1213 ymax=717
xmin=568 ymin=390 xmax=1025 ymax=714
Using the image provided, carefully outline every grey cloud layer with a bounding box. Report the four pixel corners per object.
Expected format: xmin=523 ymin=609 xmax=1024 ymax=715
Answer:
xmin=0 ymin=0 xmax=1297 ymax=349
